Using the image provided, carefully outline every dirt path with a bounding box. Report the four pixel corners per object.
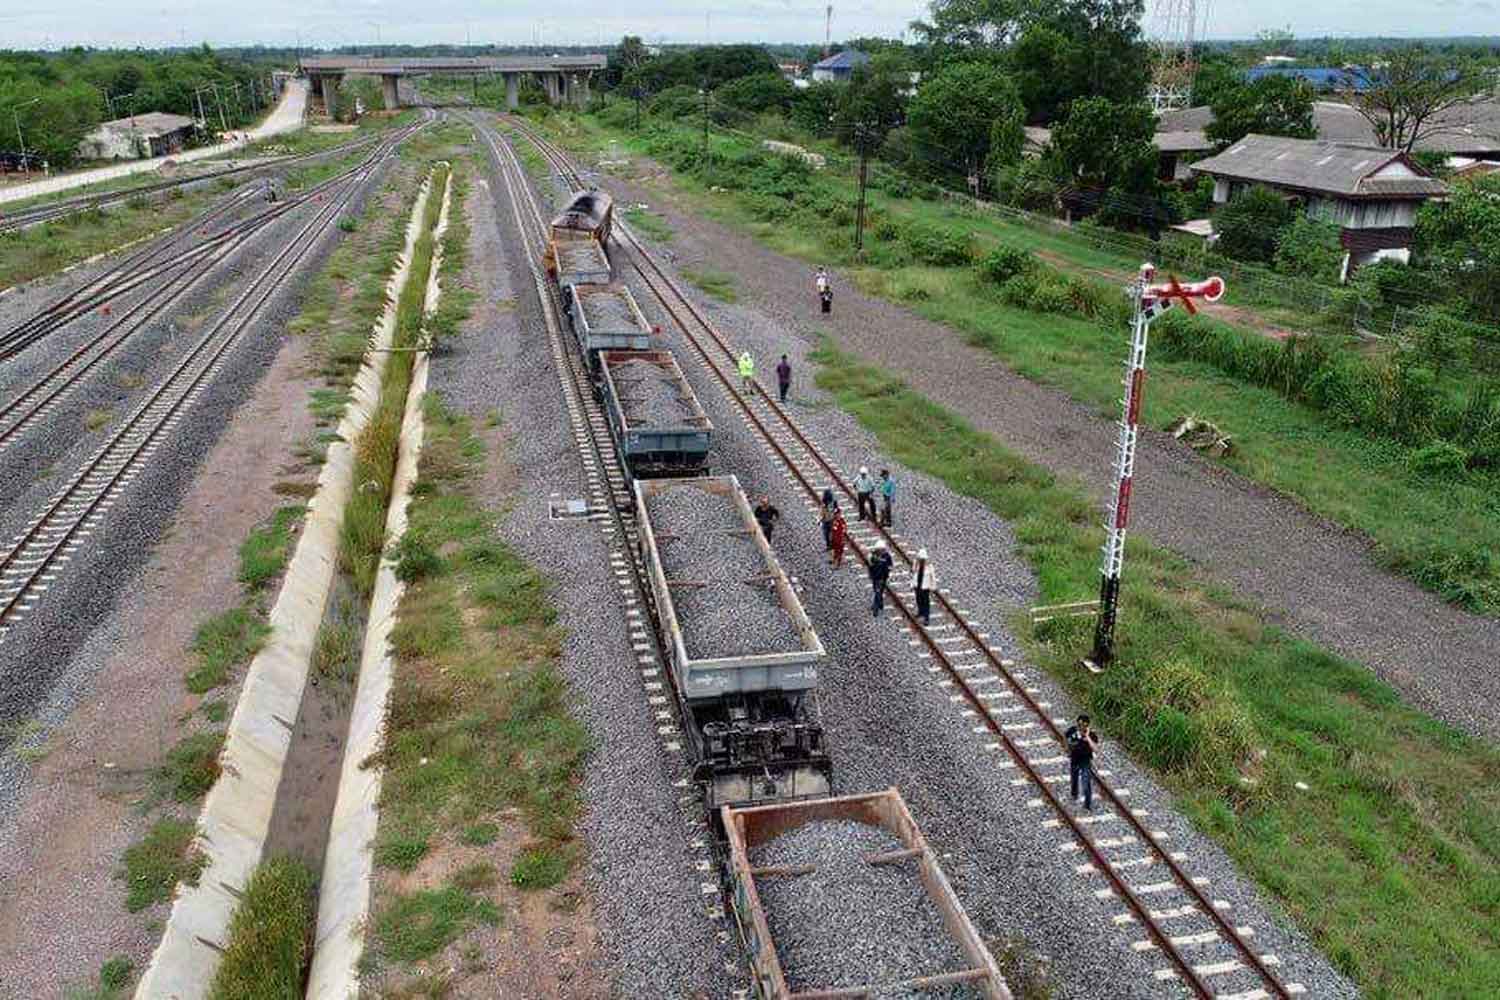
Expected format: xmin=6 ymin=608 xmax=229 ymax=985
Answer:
xmin=601 ymin=166 xmax=1500 ymax=744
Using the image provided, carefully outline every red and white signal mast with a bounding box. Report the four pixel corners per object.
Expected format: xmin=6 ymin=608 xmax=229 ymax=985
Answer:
xmin=1085 ymin=263 xmax=1224 ymax=671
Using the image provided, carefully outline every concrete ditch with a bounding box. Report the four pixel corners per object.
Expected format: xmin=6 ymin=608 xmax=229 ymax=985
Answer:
xmin=133 ymin=168 xmax=439 ymax=1000
xmin=306 ymin=164 xmax=452 ymax=998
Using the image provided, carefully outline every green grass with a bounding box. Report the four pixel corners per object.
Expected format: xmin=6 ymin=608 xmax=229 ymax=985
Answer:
xmin=237 ymin=506 xmax=305 ymax=590
xmin=64 ymin=955 xmax=135 ymax=1000
xmin=551 ymin=110 xmax=1500 ymax=616
xmin=186 ymin=607 xmax=270 ymax=693
xmin=623 ymin=205 xmax=673 ymax=242
xmin=118 ymin=819 xmax=206 ymax=912
xmin=207 ymin=856 xmax=316 ymax=1000
xmin=312 ymin=595 xmax=363 ymax=686
xmin=371 ymin=395 xmax=587 ymax=881
xmin=812 ymin=345 xmax=1500 ymax=998
xmin=510 ymin=846 xmax=568 ymax=891
xmin=202 ymin=699 xmax=229 ymax=723
xmin=681 ymin=267 xmax=738 ymax=303
xmin=153 ymin=731 xmax=224 ymax=803
xmin=370 ymin=884 xmax=500 ymax=965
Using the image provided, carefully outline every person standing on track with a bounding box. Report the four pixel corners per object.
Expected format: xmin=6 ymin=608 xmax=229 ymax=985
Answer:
xmin=868 ymin=541 xmax=893 ymax=617
xmin=1066 ymin=715 xmax=1101 ymax=810
xmin=819 ymin=488 xmax=838 ymax=552
xmin=913 ymin=548 xmax=936 ymax=626
xmin=776 ymin=354 xmax=792 ymax=403
xmin=815 ymin=266 xmax=833 ymax=315
xmin=853 ymin=466 xmax=877 ymax=522
xmin=830 ymin=507 xmax=848 ymax=568
xmin=738 ymin=350 xmax=756 ymax=394
xmin=879 ymin=468 xmax=895 ymax=527
xmin=754 ymin=495 xmax=781 ymax=543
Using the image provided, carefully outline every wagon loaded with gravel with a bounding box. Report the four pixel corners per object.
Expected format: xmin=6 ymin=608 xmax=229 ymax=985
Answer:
xmin=723 ymin=788 xmax=1012 ymax=1000
xmin=635 ymin=475 xmax=831 ymax=813
xmin=600 ymin=349 xmax=713 ymax=479
xmin=564 ymin=282 xmax=654 ymax=363
xmin=546 ymin=188 xmax=614 ymax=288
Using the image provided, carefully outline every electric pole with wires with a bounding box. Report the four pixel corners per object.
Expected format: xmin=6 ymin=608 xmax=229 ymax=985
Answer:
xmin=853 ymin=120 xmax=873 ymax=252
xmin=701 ymin=76 xmax=710 ymax=155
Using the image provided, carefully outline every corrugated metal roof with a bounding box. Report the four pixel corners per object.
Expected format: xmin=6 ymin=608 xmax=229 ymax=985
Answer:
xmin=1159 ymin=99 xmax=1500 ymax=155
xmin=1155 ymin=129 xmax=1213 ymax=153
xmin=812 ymin=49 xmax=870 ymax=71
xmin=1190 ymin=134 xmax=1447 ymax=198
xmin=97 ymin=111 xmax=196 ymax=136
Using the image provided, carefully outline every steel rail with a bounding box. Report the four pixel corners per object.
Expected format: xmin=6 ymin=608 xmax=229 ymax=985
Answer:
xmin=0 ymin=126 xmax=422 ymax=453
xmin=0 ymin=120 xmax=417 ymax=637
xmin=510 ymin=115 xmax=1293 ymax=1000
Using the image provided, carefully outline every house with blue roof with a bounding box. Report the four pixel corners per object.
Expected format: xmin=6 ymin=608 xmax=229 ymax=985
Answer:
xmin=811 ymin=49 xmax=870 ymax=83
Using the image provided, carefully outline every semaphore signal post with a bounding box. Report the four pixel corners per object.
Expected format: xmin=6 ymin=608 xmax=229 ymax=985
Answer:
xmin=1084 ymin=263 xmax=1224 ymax=672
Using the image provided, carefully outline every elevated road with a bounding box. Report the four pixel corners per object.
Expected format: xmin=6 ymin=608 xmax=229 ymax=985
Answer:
xmin=299 ymin=54 xmax=607 ymax=112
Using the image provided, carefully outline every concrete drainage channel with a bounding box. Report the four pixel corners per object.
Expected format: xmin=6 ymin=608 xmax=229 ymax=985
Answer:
xmin=134 ymin=162 xmax=452 ymax=999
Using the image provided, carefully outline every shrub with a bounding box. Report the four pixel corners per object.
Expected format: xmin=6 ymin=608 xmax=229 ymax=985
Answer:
xmin=1029 ymin=275 xmax=1075 ymax=314
xmin=978 ymin=245 xmax=1034 ymax=285
xmin=903 ymin=224 xmax=971 ymax=267
xmin=1407 ymin=441 xmax=1470 ymax=480
xmin=1214 ymin=185 xmax=1294 ymax=263
xmin=648 ymin=84 xmax=700 ymax=121
xmin=1273 ymin=216 xmax=1344 ymax=282
xmin=872 ymin=217 xmax=901 ymax=243
xmin=998 ymin=272 xmax=1039 ymax=308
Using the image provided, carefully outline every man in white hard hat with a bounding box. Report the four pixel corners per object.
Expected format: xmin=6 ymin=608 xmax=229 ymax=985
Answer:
xmin=913 ymin=548 xmax=937 ymax=626
xmin=852 ymin=465 xmax=876 ymax=522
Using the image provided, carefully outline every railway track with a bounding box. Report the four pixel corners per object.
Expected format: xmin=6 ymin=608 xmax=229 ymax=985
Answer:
xmin=0 ymin=125 xmax=423 ymax=456
xmin=0 ymin=118 xmax=424 ymax=643
xmin=0 ymin=131 xmax=381 ymax=237
xmin=507 ymin=115 xmax=1304 ymax=1000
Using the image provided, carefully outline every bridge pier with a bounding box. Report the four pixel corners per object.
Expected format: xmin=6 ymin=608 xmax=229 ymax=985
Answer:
xmin=504 ymin=72 xmax=519 ymax=110
xmin=318 ymin=74 xmax=339 ymax=120
xmin=381 ymin=74 xmax=400 ymax=110
xmin=575 ymin=72 xmax=591 ymax=106
xmin=542 ymin=72 xmax=560 ymax=105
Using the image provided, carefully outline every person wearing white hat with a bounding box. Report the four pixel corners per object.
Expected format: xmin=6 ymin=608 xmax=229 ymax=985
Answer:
xmin=913 ymin=547 xmax=937 ymax=626
xmin=852 ymin=465 xmax=876 ymax=522
xmin=867 ymin=540 xmax=894 ymax=617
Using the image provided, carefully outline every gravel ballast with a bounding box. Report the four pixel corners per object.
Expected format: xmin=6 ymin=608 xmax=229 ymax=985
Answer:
xmin=575 ymin=284 xmax=644 ymax=332
xmin=751 ymin=820 xmax=978 ymax=998
xmin=608 ymin=357 xmax=697 ymax=428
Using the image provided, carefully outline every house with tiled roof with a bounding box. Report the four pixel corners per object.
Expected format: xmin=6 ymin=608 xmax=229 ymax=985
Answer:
xmin=1190 ymin=134 xmax=1448 ymax=266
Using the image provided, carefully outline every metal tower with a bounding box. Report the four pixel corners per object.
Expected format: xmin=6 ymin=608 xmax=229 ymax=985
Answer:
xmin=1145 ymin=0 xmax=1206 ymax=112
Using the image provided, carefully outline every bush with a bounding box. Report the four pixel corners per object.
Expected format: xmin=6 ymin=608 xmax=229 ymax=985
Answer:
xmin=999 ymin=272 xmax=1039 ymax=308
xmin=1273 ymin=216 xmax=1344 ymax=281
xmin=1029 ymin=275 xmax=1075 ymax=314
xmin=903 ymin=224 xmax=971 ymax=266
xmin=1214 ymin=185 xmax=1295 ymax=263
xmin=648 ymin=84 xmax=700 ymax=120
xmin=1407 ymin=441 xmax=1470 ymax=479
xmin=978 ymin=245 xmax=1034 ymax=285
xmin=872 ymin=217 xmax=901 ymax=242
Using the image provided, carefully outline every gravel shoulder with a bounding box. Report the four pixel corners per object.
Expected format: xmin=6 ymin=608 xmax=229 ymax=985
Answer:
xmin=597 ymin=164 xmax=1500 ymax=745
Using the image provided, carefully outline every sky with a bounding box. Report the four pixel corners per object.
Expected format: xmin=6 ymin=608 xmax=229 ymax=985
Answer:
xmin=0 ymin=0 xmax=1495 ymax=51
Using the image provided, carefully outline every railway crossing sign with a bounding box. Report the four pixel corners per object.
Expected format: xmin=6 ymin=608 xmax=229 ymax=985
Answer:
xmin=1085 ymin=263 xmax=1224 ymax=671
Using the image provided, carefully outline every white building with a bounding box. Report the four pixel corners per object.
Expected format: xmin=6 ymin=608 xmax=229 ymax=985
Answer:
xmin=77 ymin=112 xmax=197 ymax=161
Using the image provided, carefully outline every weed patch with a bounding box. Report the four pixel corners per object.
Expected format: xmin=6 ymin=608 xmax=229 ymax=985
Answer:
xmin=187 ymin=608 xmax=270 ymax=693
xmin=681 ymin=267 xmax=738 ymax=303
xmin=118 ymin=819 xmax=206 ymax=912
xmin=237 ymin=506 xmax=304 ymax=591
xmin=207 ymin=856 xmax=316 ymax=1000
xmin=510 ymin=846 xmax=568 ymax=891
xmin=370 ymin=885 xmax=500 ymax=965
xmin=154 ymin=731 xmax=224 ymax=803
xmin=623 ymin=205 xmax=673 ymax=242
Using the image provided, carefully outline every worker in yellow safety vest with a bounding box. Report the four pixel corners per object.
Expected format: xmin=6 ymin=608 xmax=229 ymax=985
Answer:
xmin=738 ymin=351 xmax=755 ymax=394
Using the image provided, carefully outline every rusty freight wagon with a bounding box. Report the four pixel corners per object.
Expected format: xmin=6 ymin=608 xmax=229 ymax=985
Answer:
xmin=564 ymin=282 xmax=654 ymax=361
xmin=723 ymin=788 xmax=1011 ymax=1000
xmin=545 ymin=190 xmax=614 ymax=288
xmin=600 ymin=349 xmax=713 ymax=479
xmin=635 ymin=475 xmax=830 ymax=810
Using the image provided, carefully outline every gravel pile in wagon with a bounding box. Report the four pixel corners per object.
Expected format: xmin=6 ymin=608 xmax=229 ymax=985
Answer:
xmin=611 ymin=359 xmax=695 ymax=428
xmin=556 ymin=241 xmax=605 ymax=272
xmin=577 ymin=286 xmax=641 ymax=331
xmin=750 ymin=820 xmax=982 ymax=999
xmin=646 ymin=483 xmax=802 ymax=659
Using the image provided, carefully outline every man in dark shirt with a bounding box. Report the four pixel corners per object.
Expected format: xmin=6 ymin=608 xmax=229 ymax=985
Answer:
xmin=753 ymin=495 xmax=781 ymax=542
xmin=868 ymin=542 xmax=893 ymax=617
xmin=1065 ymin=714 xmax=1101 ymax=810
xmin=776 ymin=354 xmax=792 ymax=403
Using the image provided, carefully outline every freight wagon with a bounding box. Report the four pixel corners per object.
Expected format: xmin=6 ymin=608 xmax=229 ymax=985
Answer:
xmin=634 ymin=475 xmax=830 ymax=811
xmin=549 ymin=231 xmax=612 ymax=288
xmin=599 ymin=349 xmax=713 ymax=479
xmin=564 ymin=282 xmax=654 ymax=360
xmin=722 ymin=788 xmax=1011 ymax=1000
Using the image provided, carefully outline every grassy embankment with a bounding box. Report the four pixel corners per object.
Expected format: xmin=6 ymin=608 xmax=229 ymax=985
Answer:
xmin=536 ymin=109 xmax=1500 ymax=616
xmin=812 ymin=344 xmax=1499 ymax=998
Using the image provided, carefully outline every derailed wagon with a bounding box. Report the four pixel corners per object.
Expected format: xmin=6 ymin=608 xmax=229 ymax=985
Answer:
xmin=564 ymin=282 xmax=653 ymax=361
xmin=600 ymin=349 xmax=713 ymax=479
xmin=723 ymin=788 xmax=1012 ymax=1000
xmin=635 ymin=475 xmax=830 ymax=812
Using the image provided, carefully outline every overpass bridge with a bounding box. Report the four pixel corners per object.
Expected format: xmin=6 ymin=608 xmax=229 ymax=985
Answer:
xmin=298 ymin=55 xmax=608 ymax=115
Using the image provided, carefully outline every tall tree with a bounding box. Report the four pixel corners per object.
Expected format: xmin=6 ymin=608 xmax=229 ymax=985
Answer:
xmin=605 ymin=35 xmax=649 ymax=89
xmin=1005 ymin=0 xmax=1148 ymax=123
xmin=1416 ymin=173 xmax=1500 ymax=322
xmin=906 ymin=60 xmax=1025 ymax=182
xmin=835 ymin=57 xmax=907 ymax=153
xmin=911 ymin=0 xmax=1031 ymax=49
xmin=1341 ymin=48 xmax=1487 ymax=153
xmin=1205 ymin=75 xmax=1316 ymax=147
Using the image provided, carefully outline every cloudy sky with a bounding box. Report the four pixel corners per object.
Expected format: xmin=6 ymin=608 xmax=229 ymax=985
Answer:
xmin=0 ymin=1 xmax=1494 ymax=51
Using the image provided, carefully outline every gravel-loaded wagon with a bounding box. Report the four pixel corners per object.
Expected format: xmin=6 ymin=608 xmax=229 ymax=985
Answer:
xmin=723 ymin=789 xmax=1012 ymax=1000
xmin=565 ymin=282 xmax=653 ymax=360
xmin=548 ymin=231 xmax=612 ymax=288
xmin=636 ymin=475 xmax=831 ymax=811
xmin=600 ymin=349 xmax=713 ymax=479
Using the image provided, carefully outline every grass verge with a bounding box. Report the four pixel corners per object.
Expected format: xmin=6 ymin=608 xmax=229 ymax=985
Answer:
xmin=369 ymin=884 xmax=500 ymax=966
xmin=681 ymin=266 xmax=738 ymax=303
xmin=205 ymin=856 xmax=316 ymax=1000
xmin=812 ymin=344 xmax=1500 ymax=998
xmin=117 ymin=819 xmax=206 ymax=913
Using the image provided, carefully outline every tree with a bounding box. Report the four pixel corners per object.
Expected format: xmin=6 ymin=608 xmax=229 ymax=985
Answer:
xmin=834 ymin=56 xmax=907 ymax=152
xmin=1213 ymin=185 xmax=1295 ymax=263
xmin=1341 ymin=48 xmax=1487 ymax=153
xmin=906 ymin=61 xmax=1025 ymax=184
xmin=605 ymin=35 xmax=649 ymax=90
xmin=713 ymin=72 xmax=795 ymax=117
xmin=1009 ymin=23 xmax=1073 ymax=123
xmin=1205 ymin=75 xmax=1315 ymax=147
xmin=1049 ymin=96 xmax=1156 ymax=191
xmin=1415 ymin=173 xmax=1500 ymax=322
xmin=912 ymin=0 xmax=1032 ymax=49
xmin=1191 ymin=56 xmax=1243 ymax=109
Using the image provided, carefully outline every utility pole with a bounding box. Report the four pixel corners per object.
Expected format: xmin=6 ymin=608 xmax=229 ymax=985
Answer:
xmin=824 ymin=4 xmax=833 ymax=58
xmin=853 ymin=122 xmax=871 ymax=252
xmin=633 ymin=86 xmax=643 ymax=130
xmin=13 ymin=97 xmax=40 ymax=175
xmin=1085 ymin=265 xmax=1224 ymax=670
xmin=210 ymin=83 xmax=228 ymax=132
xmin=701 ymin=76 xmax=709 ymax=155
